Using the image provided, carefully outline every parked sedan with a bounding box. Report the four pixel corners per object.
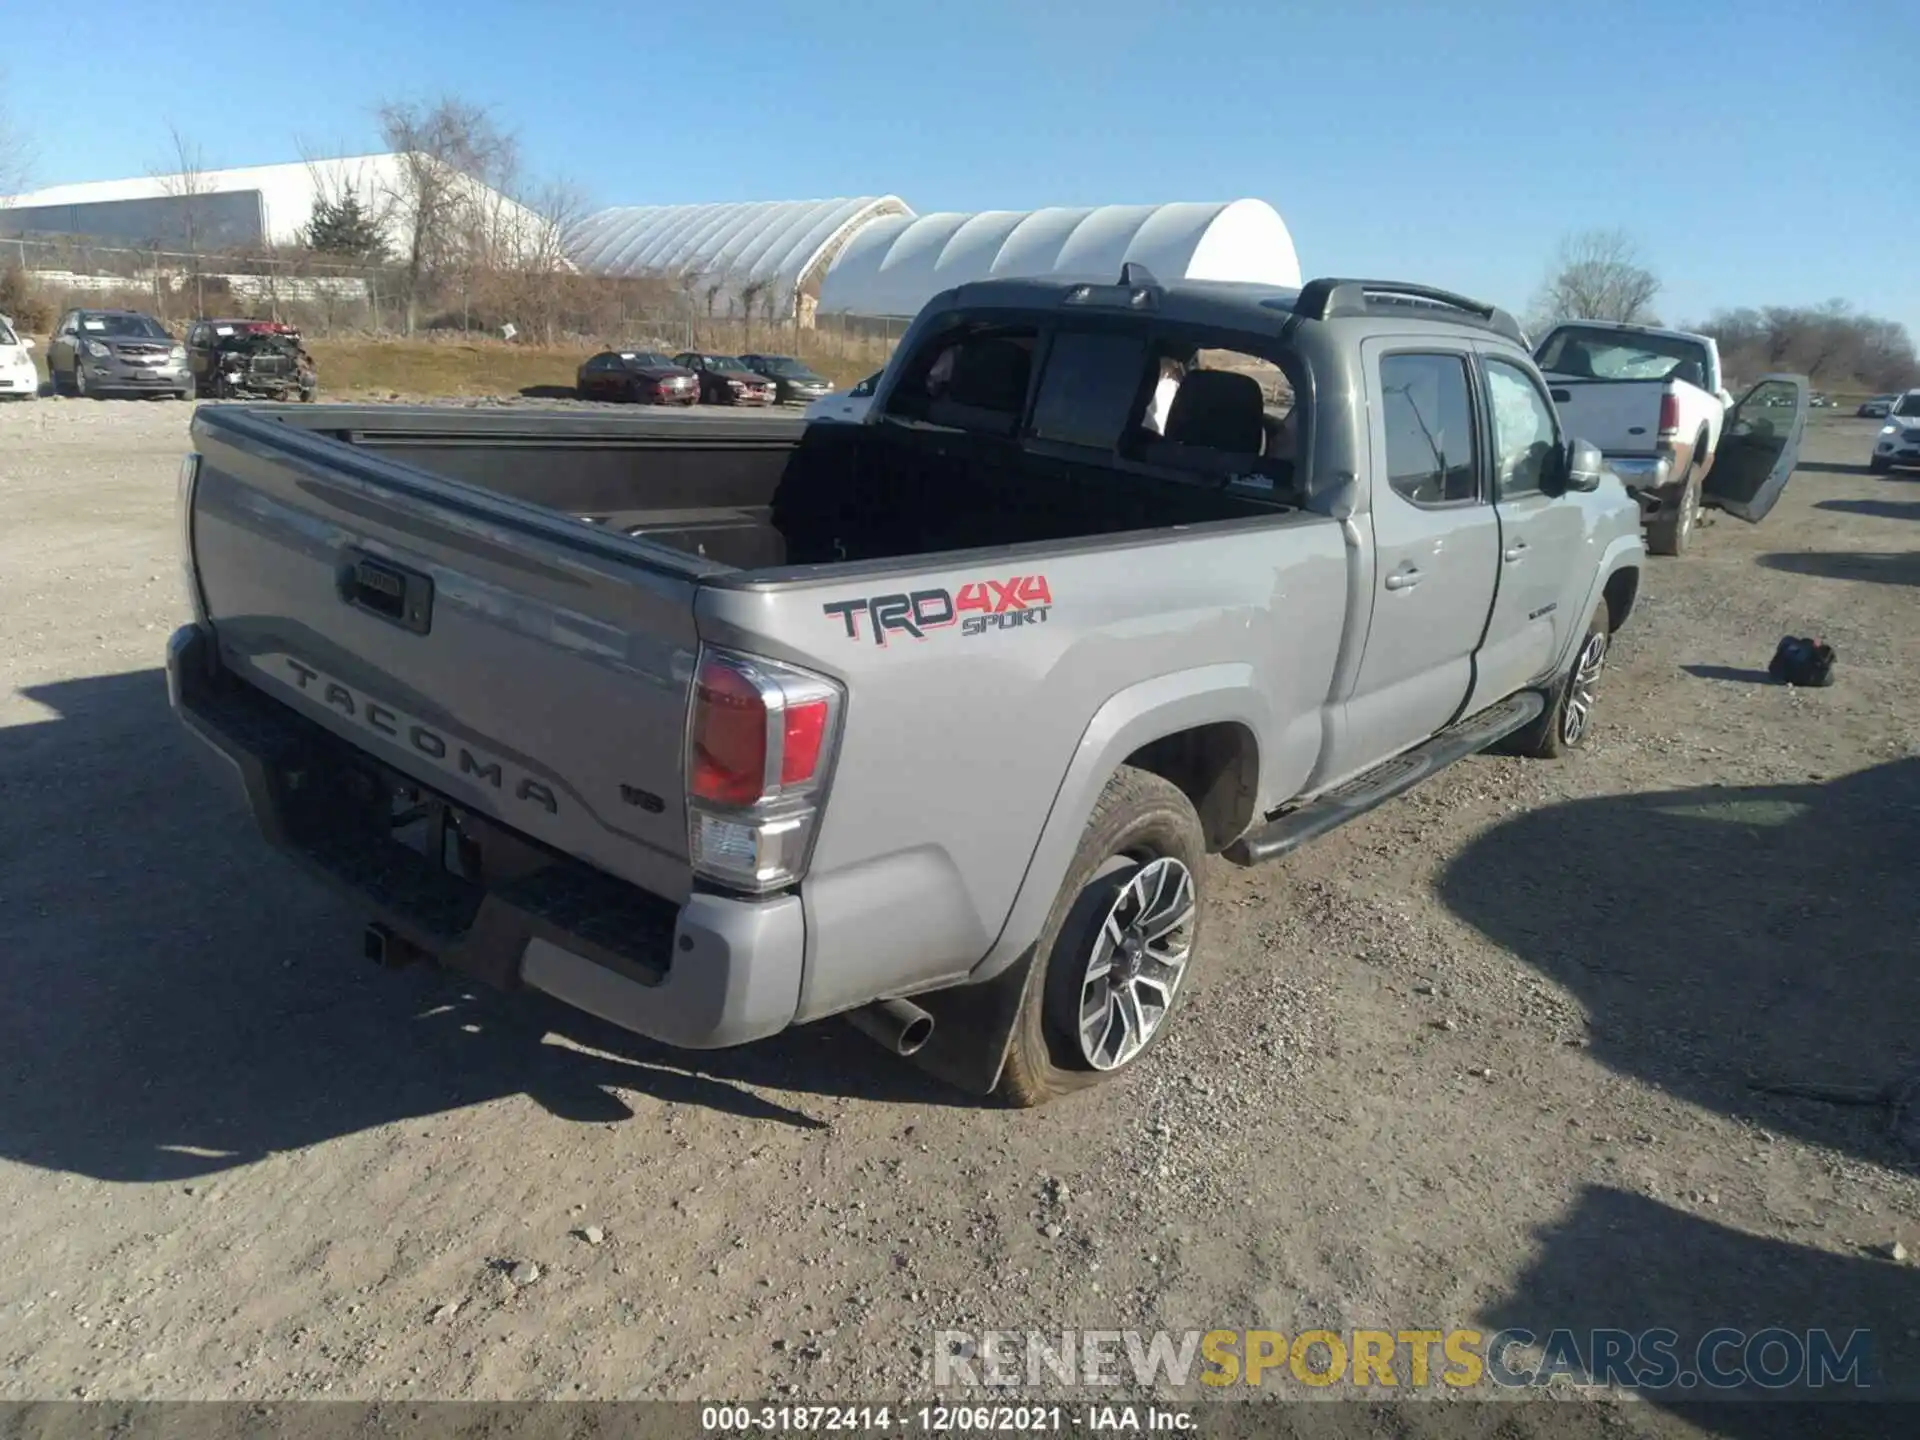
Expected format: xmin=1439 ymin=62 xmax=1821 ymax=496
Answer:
xmin=737 ymin=353 xmax=835 ymax=406
xmin=577 ymin=350 xmax=700 ymax=405
xmin=46 ymin=308 xmax=192 ymax=399
xmin=803 ymin=370 xmax=882 ymax=425
xmin=1858 ymin=395 xmax=1895 ymax=418
xmin=671 ymin=352 xmax=776 ymax=406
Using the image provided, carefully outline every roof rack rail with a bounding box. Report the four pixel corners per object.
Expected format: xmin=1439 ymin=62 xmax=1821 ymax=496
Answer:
xmin=1293 ymin=278 xmax=1526 ymax=344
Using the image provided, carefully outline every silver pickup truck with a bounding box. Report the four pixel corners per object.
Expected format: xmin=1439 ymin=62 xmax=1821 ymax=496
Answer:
xmin=169 ymin=273 xmax=1649 ymax=1106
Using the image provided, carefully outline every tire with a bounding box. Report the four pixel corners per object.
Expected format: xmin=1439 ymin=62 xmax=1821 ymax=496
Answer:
xmin=996 ymin=766 xmax=1208 ymax=1107
xmin=1870 ymin=455 xmax=1893 ymax=475
xmin=1645 ymin=466 xmax=1699 ymax=556
xmin=72 ymin=363 xmax=90 ymax=399
xmin=1505 ymin=598 xmax=1612 ymax=760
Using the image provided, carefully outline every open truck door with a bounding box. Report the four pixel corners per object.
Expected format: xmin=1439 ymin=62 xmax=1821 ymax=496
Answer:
xmin=1705 ymin=375 xmax=1809 ymax=523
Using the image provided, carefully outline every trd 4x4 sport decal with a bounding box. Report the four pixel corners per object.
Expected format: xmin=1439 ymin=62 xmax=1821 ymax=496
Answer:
xmin=823 ymin=575 xmax=1053 ymax=646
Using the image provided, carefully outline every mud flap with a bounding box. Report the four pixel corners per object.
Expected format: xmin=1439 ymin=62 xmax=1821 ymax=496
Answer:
xmin=899 ymin=951 xmax=1037 ymax=1098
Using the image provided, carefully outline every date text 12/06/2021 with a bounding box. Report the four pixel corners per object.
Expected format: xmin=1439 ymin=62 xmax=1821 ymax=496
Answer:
xmin=700 ymin=1406 xmax=1193 ymax=1432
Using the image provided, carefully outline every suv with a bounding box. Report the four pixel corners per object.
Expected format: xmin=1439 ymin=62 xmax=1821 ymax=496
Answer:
xmin=46 ymin=309 xmax=192 ymax=399
xmin=1871 ymin=390 xmax=1920 ymax=472
xmin=171 ymin=273 xmax=1719 ymax=1104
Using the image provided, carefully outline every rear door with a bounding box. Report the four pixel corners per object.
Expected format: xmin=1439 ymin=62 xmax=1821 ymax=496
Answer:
xmin=186 ymin=409 xmax=707 ymax=903
xmin=1468 ymin=352 xmax=1586 ymax=708
xmin=1342 ymin=343 xmax=1501 ymax=766
xmin=1705 ymin=375 xmax=1810 ymax=522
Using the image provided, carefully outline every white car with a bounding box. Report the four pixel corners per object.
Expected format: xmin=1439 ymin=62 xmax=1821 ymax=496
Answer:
xmin=803 ymin=370 xmax=881 ymax=424
xmin=0 ymin=314 xmax=39 ymax=400
xmin=1870 ymin=390 xmax=1920 ymax=473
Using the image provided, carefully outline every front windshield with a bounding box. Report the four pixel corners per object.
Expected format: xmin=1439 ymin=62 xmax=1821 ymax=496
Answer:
xmin=0 ymin=319 xmax=18 ymax=347
xmin=756 ymin=356 xmax=812 ymax=377
xmin=709 ymin=355 xmax=754 ymax=374
xmin=626 ymin=352 xmax=675 ymax=368
xmin=1893 ymin=394 xmax=1920 ymax=419
xmin=84 ymin=314 xmax=170 ymax=339
xmin=1537 ymin=327 xmax=1710 ymax=385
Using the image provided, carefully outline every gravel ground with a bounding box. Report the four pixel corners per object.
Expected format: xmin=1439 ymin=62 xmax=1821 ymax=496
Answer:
xmin=1 ymin=398 xmax=1916 ymax=1435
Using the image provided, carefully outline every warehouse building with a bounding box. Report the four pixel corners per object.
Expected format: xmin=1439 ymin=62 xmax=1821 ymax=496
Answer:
xmin=0 ymin=154 xmax=543 ymax=256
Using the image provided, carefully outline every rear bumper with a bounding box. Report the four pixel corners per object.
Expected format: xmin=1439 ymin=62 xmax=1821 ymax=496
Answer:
xmin=165 ymin=624 xmax=806 ymax=1049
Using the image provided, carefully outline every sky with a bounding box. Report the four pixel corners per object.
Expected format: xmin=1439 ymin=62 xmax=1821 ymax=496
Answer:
xmin=6 ymin=0 xmax=1918 ymax=336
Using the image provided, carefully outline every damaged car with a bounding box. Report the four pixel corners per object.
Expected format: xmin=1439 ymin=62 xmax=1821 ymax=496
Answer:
xmin=186 ymin=319 xmax=318 ymax=402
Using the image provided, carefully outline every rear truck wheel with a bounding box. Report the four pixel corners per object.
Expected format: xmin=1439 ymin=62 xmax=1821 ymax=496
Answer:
xmin=1870 ymin=455 xmax=1892 ymax=475
xmin=1645 ymin=466 xmax=1700 ymax=556
xmin=996 ymin=766 xmax=1208 ymax=1107
xmin=1505 ymin=598 xmax=1612 ymax=760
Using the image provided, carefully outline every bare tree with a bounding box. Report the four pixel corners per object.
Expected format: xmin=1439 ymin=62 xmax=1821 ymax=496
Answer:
xmin=1697 ymin=302 xmax=1919 ymax=393
xmin=1534 ymin=228 xmax=1662 ymax=327
xmin=737 ymin=278 xmax=770 ymax=348
xmin=374 ymin=96 xmax=518 ymax=334
xmin=153 ymin=126 xmax=214 ymax=317
xmin=0 ymin=71 xmax=34 ymax=205
xmin=478 ymin=177 xmax=588 ymax=344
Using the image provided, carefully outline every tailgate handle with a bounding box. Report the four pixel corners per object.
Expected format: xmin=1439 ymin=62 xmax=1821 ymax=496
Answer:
xmin=340 ymin=551 xmax=433 ymax=635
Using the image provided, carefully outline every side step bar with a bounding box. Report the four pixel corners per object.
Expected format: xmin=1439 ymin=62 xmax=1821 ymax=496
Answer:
xmin=1224 ymin=690 xmax=1545 ymax=865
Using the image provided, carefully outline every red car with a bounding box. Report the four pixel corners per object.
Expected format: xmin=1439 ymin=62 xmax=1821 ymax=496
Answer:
xmin=576 ymin=349 xmax=701 ymax=405
xmin=672 ymin=351 xmax=777 ymax=406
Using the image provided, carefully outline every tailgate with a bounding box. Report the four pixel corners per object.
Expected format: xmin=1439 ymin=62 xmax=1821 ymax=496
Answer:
xmin=1542 ymin=378 xmax=1663 ymax=455
xmin=186 ymin=408 xmax=702 ymax=904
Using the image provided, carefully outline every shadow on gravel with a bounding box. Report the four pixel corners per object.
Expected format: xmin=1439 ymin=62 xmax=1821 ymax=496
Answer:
xmin=0 ymin=669 xmax=962 ymax=1183
xmin=1481 ymin=1185 xmax=1920 ymax=1432
xmin=1815 ymin=498 xmax=1920 ymax=522
xmin=1797 ymin=460 xmax=1878 ymax=476
xmin=1681 ymin=664 xmax=1777 ymax=686
xmin=1756 ymin=551 xmax=1920 ymax=588
xmin=517 ymin=384 xmax=579 ymax=401
xmin=1440 ymin=759 xmax=1920 ymax=1165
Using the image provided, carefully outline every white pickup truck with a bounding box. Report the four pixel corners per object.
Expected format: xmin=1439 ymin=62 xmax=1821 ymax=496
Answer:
xmin=1532 ymin=321 xmax=1736 ymax=554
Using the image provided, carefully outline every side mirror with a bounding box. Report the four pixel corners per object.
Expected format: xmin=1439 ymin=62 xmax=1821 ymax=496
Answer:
xmin=1564 ymin=438 xmax=1604 ymax=492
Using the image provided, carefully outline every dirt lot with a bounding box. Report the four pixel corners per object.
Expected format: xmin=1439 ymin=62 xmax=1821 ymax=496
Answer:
xmin=1 ymin=399 xmax=1916 ymax=1432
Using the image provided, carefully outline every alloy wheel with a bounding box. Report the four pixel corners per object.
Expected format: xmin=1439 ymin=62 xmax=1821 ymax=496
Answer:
xmin=1561 ymin=631 xmax=1609 ymax=746
xmin=1073 ymin=856 xmax=1196 ymax=1071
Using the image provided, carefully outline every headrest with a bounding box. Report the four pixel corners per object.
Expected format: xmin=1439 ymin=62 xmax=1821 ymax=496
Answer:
xmin=946 ymin=338 xmax=1031 ymax=413
xmin=1164 ymin=369 xmax=1267 ymax=454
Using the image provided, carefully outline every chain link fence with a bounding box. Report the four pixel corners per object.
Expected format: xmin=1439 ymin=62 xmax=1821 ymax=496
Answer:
xmin=2 ymin=233 xmax=911 ymax=377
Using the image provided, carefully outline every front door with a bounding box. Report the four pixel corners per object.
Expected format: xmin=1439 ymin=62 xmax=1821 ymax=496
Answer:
xmin=1706 ymin=375 xmax=1810 ymax=522
xmin=1468 ymin=352 xmax=1585 ymax=710
xmin=1338 ymin=344 xmax=1501 ymax=774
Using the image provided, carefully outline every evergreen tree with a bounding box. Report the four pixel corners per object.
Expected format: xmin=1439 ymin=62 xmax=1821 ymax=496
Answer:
xmin=304 ymin=191 xmax=388 ymax=263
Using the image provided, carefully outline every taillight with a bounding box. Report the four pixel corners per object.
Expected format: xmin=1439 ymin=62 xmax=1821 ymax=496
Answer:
xmin=1658 ymin=393 xmax=1680 ymax=437
xmin=686 ymin=648 xmax=842 ymax=893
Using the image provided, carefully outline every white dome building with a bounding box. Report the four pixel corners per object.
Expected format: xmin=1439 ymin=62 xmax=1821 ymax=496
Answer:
xmin=565 ymin=197 xmax=914 ymax=319
xmin=816 ymin=199 xmax=1300 ymax=319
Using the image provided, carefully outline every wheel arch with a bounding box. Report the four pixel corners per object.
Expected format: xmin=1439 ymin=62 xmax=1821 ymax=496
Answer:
xmin=1602 ymin=564 xmax=1640 ymax=632
xmin=967 ymin=665 xmax=1268 ymax=984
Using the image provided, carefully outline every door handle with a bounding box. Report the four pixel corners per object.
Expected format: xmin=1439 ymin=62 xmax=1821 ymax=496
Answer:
xmin=1384 ymin=567 xmax=1421 ymax=591
xmin=1503 ymin=541 xmax=1529 ymax=562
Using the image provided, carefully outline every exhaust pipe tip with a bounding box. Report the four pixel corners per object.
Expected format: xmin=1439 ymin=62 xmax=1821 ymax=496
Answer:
xmin=363 ymin=922 xmax=422 ymax=970
xmin=847 ymin=997 xmax=936 ymax=1057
